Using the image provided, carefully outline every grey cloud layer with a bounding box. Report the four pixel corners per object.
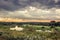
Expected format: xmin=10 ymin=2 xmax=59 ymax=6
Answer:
xmin=0 ymin=0 xmax=60 ymax=11
xmin=0 ymin=0 xmax=60 ymax=20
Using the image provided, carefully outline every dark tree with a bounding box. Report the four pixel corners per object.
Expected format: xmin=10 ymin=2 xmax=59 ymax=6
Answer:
xmin=50 ymin=20 xmax=56 ymax=28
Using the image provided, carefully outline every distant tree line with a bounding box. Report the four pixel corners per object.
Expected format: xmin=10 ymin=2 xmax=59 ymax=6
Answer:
xmin=0 ymin=21 xmax=60 ymax=26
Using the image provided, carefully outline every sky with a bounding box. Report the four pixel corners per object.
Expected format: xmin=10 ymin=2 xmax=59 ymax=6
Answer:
xmin=0 ymin=0 xmax=60 ymax=21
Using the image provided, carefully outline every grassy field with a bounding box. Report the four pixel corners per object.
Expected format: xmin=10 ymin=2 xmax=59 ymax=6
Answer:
xmin=0 ymin=24 xmax=60 ymax=40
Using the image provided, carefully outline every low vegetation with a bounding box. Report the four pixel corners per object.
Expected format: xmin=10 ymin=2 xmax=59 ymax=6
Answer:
xmin=0 ymin=24 xmax=60 ymax=40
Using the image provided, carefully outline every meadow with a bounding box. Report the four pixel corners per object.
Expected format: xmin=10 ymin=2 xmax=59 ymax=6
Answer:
xmin=0 ymin=24 xmax=60 ymax=40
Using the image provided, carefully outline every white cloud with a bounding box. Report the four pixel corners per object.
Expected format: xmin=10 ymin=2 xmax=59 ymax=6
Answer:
xmin=0 ymin=6 xmax=60 ymax=20
xmin=54 ymin=0 xmax=59 ymax=3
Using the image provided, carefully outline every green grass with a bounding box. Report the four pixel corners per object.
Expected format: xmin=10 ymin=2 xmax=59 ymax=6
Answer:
xmin=0 ymin=25 xmax=60 ymax=40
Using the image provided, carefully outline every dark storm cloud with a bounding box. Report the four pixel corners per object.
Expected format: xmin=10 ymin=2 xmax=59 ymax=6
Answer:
xmin=0 ymin=0 xmax=60 ymax=20
xmin=0 ymin=0 xmax=30 ymax=11
xmin=0 ymin=0 xmax=60 ymax=11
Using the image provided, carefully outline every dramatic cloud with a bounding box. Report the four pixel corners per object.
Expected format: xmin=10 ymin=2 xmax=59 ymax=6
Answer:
xmin=0 ymin=0 xmax=60 ymax=20
xmin=0 ymin=0 xmax=60 ymax=10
